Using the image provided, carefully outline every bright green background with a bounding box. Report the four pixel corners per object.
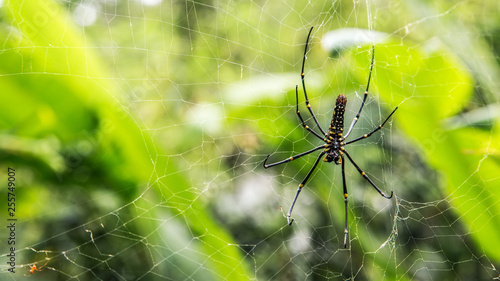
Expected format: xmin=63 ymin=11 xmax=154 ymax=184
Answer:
xmin=1 ymin=0 xmax=499 ymax=280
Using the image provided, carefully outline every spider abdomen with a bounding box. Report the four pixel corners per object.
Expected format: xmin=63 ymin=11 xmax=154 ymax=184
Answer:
xmin=323 ymin=94 xmax=347 ymax=164
xmin=328 ymin=94 xmax=347 ymax=139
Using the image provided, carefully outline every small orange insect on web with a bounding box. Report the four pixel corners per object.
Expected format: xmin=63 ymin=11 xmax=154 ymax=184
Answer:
xmin=29 ymin=264 xmax=37 ymax=274
xmin=27 ymin=263 xmax=46 ymax=276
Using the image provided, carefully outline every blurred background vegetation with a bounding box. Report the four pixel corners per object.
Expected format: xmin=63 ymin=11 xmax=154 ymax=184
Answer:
xmin=1 ymin=0 xmax=500 ymax=280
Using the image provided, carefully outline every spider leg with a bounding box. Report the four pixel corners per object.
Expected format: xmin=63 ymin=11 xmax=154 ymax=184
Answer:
xmin=300 ymin=26 xmax=327 ymax=137
xmin=340 ymin=154 xmax=349 ymax=248
xmin=263 ymin=144 xmax=328 ymax=168
xmin=342 ymin=149 xmax=393 ymax=199
xmin=344 ymin=106 xmax=398 ymax=145
xmin=295 ymin=85 xmax=328 ymax=141
xmin=343 ymin=45 xmax=375 ymax=140
xmin=287 ymin=151 xmax=326 ymax=225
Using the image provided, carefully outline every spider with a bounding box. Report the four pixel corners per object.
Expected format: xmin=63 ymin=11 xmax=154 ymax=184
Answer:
xmin=29 ymin=264 xmax=38 ymax=275
xmin=263 ymin=27 xmax=398 ymax=248
xmin=26 ymin=263 xmax=45 ymax=276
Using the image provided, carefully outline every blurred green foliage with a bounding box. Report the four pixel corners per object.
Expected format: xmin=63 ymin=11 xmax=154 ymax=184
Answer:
xmin=1 ymin=0 xmax=500 ymax=280
xmin=363 ymin=44 xmax=500 ymax=263
xmin=1 ymin=0 xmax=249 ymax=279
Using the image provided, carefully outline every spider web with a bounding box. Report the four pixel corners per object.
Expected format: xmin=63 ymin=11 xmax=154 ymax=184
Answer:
xmin=1 ymin=0 xmax=500 ymax=280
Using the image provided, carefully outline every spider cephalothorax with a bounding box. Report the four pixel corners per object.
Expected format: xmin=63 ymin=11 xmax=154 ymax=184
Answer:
xmin=263 ymin=26 xmax=398 ymax=248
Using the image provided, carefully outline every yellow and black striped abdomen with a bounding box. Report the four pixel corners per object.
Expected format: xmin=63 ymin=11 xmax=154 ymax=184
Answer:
xmin=328 ymin=94 xmax=347 ymax=140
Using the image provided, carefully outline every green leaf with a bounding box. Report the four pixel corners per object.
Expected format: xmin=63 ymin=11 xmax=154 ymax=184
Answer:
xmin=354 ymin=43 xmax=500 ymax=262
xmin=2 ymin=0 xmax=251 ymax=279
